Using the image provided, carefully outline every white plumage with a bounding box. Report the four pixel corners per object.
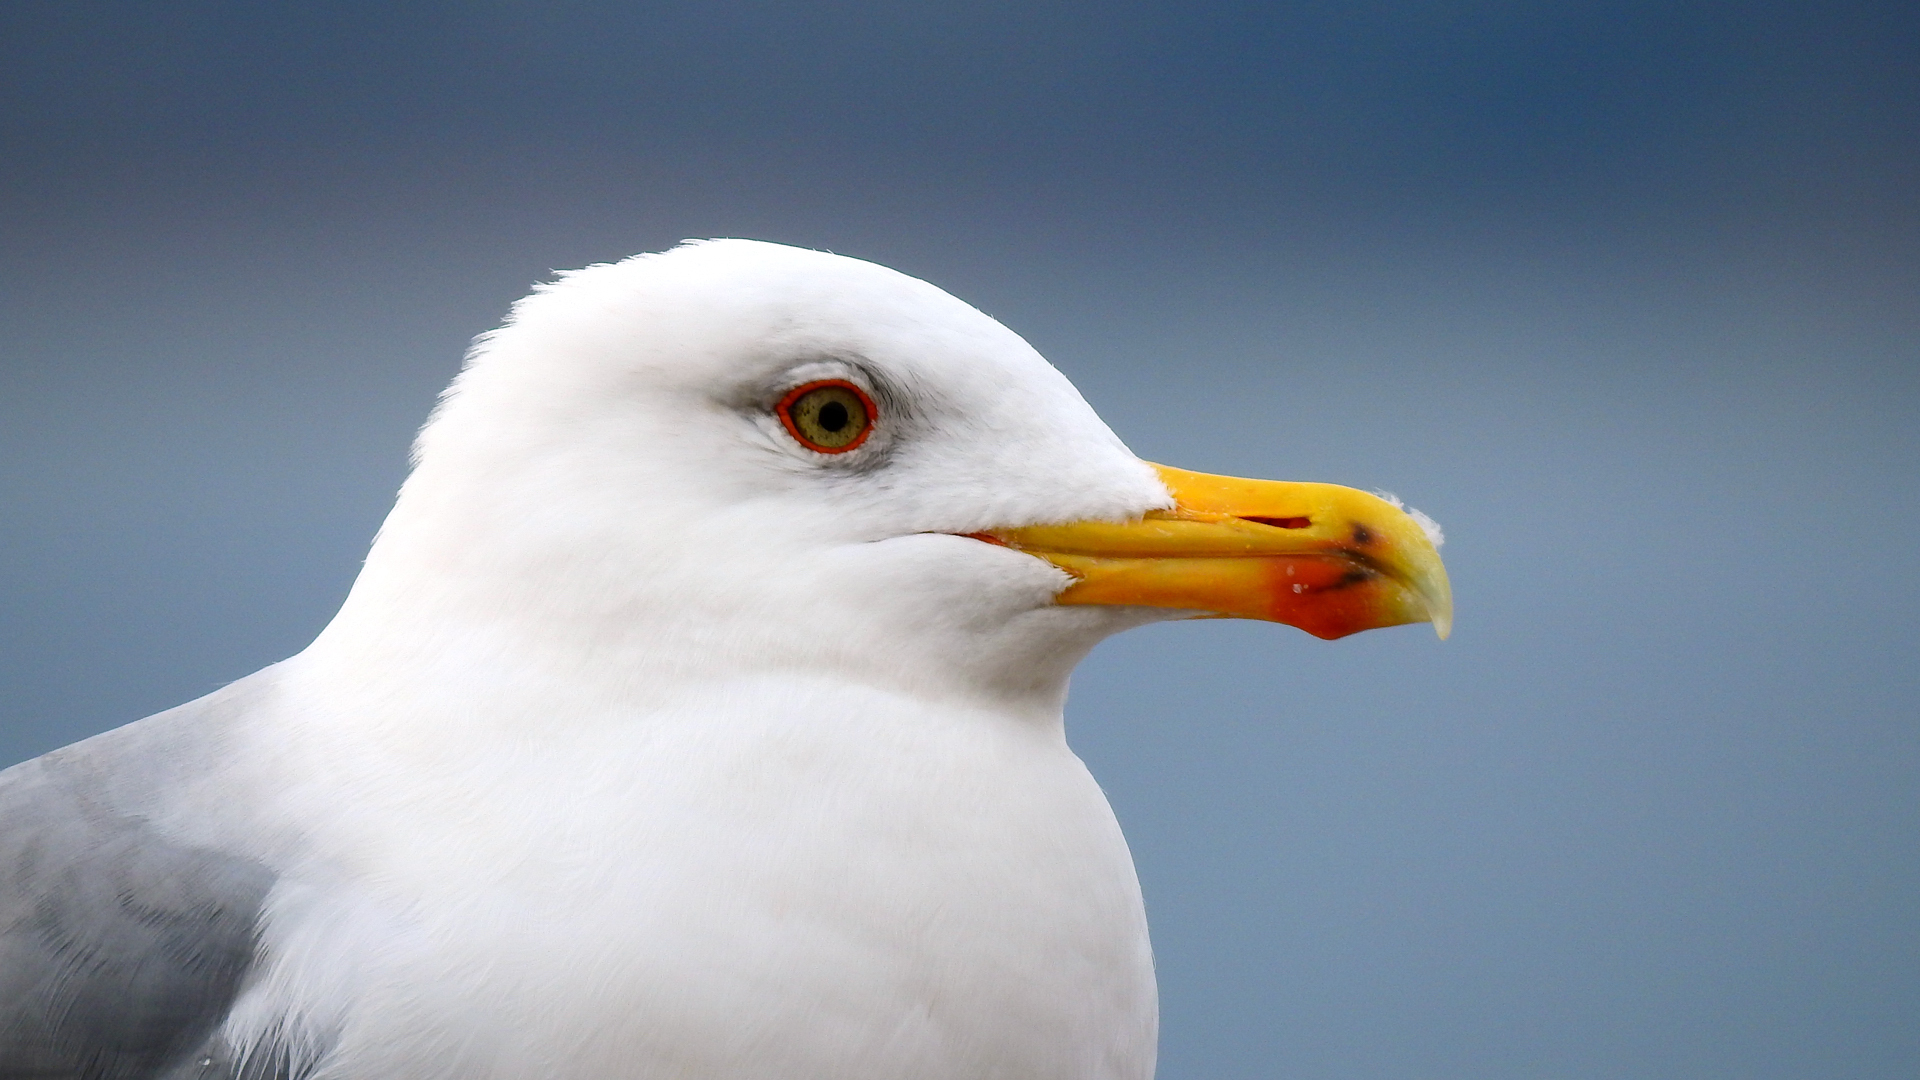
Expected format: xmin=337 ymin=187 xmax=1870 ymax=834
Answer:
xmin=0 ymin=238 xmax=1448 ymax=1080
xmin=241 ymin=239 xmax=1167 ymax=1077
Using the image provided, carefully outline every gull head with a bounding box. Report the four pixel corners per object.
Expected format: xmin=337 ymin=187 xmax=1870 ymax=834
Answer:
xmin=325 ymin=240 xmax=1449 ymax=710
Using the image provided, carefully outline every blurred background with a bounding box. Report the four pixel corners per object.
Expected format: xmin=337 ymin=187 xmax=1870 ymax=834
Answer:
xmin=2 ymin=3 xmax=1915 ymax=1077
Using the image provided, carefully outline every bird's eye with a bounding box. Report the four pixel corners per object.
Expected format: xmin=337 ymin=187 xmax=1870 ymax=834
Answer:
xmin=776 ymin=380 xmax=876 ymax=453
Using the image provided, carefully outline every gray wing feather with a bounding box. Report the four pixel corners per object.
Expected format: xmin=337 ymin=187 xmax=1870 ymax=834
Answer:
xmin=0 ymin=691 xmax=281 ymax=1080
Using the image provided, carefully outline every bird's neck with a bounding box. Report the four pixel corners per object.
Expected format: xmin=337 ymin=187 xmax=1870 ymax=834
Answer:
xmin=295 ymin=472 xmax=1124 ymax=745
xmin=297 ymin=568 xmax=1082 ymax=753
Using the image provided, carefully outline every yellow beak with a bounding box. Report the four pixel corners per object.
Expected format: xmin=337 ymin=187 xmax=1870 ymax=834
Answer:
xmin=980 ymin=463 xmax=1452 ymax=640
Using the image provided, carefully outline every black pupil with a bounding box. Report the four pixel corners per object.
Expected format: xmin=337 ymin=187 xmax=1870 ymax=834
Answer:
xmin=817 ymin=400 xmax=850 ymax=432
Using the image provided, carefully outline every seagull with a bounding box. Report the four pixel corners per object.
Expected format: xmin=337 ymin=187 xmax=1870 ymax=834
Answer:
xmin=0 ymin=240 xmax=1449 ymax=1080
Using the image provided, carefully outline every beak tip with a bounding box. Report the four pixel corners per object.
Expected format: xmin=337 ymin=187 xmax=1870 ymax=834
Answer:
xmin=1415 ymin=564 xmax=1453 ymax=642
xmin=1417 ymin=582 xmax=1453 ymax=641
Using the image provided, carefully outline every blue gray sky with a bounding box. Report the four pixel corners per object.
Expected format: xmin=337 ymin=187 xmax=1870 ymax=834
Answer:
xmin=2 ymin=3 xmax=1916 ymax=1077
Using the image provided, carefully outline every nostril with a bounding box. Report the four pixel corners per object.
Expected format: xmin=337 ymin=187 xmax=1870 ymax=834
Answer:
xmin=1242 ymin=516 xmax=1311 ymax=530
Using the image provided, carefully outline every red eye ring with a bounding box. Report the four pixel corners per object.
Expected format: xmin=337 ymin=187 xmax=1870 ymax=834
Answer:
xmin=775 ymin=379 xmax=878 ymax=454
